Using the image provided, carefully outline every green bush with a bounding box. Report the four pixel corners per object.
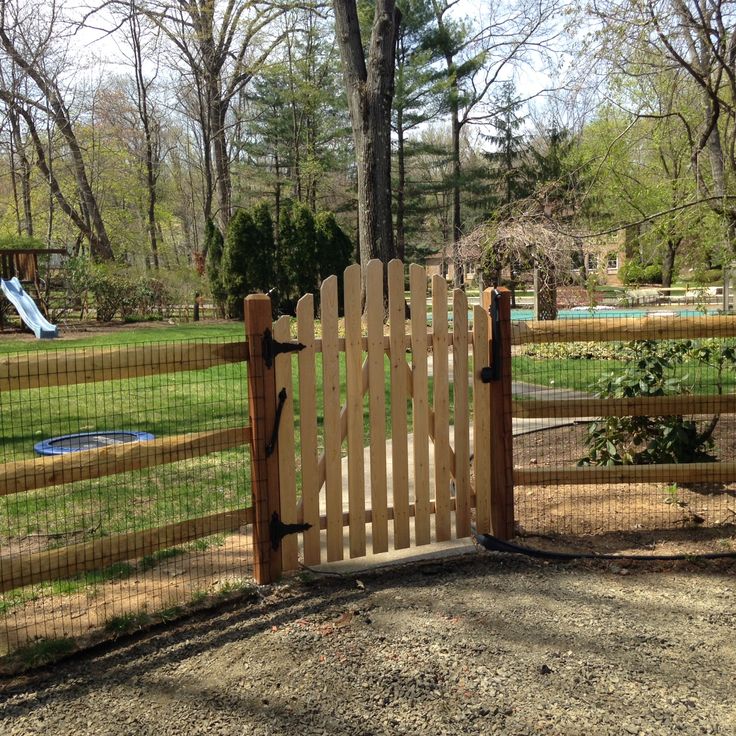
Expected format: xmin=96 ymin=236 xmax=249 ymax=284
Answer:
xmin=579 ymin=340 xmax=715 ymax=466
xmin=89 ymin=266 xmax=141 ymax=322
xmin=0 ymin=234 xmax=47 ymax=250
xmin=520 ymin=341 xmax=624 ymax=361
xmin=277 ymin=200 xmax=319 ymax=314
xmin=315 ymin=211 xmax=353 ymax=282
xmin=221 ymin=204 xmax=276 ymax=319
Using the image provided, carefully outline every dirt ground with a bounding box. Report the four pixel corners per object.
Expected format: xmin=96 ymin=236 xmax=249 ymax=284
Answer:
xmin=513 ymin=422 xmax=736 ymax=552
xmin=1 ymin=553 xmax=735 ymax=736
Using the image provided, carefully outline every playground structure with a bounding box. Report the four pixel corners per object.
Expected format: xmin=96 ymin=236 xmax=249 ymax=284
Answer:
xmin=0 ymin=247 xmax=66 ymax=337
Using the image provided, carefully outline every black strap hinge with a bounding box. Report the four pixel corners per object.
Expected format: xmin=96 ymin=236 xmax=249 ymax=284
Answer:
xmin=262 ymin=328 xmax=305 ymax=369
xmin=270 ymin=512 xmax=312 ymax=550
xmin=266 ymin=388 xmax=288 ymax=457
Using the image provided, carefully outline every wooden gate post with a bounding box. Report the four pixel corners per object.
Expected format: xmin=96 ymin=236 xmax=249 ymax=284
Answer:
xmin=487 ymin=287 xmax=515 ymax=539
xmin=245 ymin=294 xmax=281 ymax=584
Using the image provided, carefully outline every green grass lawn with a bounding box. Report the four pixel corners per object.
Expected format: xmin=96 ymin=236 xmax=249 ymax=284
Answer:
xmin=1 ymin=323 xmax=253 ymax=546
xmin=0 ymin=321 xmax=246 ymax=355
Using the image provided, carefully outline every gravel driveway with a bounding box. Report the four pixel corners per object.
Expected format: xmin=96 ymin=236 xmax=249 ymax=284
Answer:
xmin=1 ymin=551 xmax=734 ymax=736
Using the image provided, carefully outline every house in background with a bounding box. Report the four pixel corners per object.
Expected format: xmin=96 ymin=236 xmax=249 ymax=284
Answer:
xmin=422 ymin=229 xmax=627 ymax=288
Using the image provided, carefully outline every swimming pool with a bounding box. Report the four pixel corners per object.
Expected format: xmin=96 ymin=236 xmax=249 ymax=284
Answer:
xmin=509 ymin=307 xmax=719 ymax=320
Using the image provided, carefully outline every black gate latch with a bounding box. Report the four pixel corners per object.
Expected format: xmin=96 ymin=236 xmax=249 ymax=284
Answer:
xmin=480 ymin=288 xmax=502 ymax=384
xmin=262 ymin=328 xmax=305 ymax=368
xmin=270 ymin=512 xmax=312 ymax=550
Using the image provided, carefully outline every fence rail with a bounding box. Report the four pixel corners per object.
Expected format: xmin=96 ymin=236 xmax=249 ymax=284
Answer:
xmin=0 ymin=341 xmax=248 ymax=391
xmin=512 ymin=315 xmax=736 ymax=344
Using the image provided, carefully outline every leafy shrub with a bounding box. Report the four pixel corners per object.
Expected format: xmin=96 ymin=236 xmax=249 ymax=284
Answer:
xmin=579 ymin=340 xmax=715 ymax=465
xmin=88 ymin=266 xmax=140 ymax=321
xmin=521 ymin=341 xmax=624 ymax=361
xmin=205 ymin=220 xmax=226 ymax=318
xmin=221 ymin=203 xmax=276 ymax=318
xmin=0 ymin=234 xmax=47 ymax=250
xmin=277 ymin=200 xmax=319 ymax=314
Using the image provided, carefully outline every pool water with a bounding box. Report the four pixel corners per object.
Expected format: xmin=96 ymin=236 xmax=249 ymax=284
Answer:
xmin=509 ymin=308 xmax=718 ymax=320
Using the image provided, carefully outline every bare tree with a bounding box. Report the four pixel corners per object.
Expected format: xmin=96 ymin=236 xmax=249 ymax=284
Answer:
xmin=126 ymin=3 xmax=162 ymax=268
xmin=0 ymin=0 xmax=114 ymax=259
xmin=135 ymin=0 xmax=287 ymax=235
xmin=430 ymin=0 xmax=562 ymax=286
xmin=589 ymin=0 xmax=736 ymax=252
xmin=0 ymin=0 xmax=113 ymax=260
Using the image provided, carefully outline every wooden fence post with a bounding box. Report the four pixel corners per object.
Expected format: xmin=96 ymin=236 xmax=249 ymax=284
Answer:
xmin=489 ymin=287 xmax=515 ymax=539
xmin=245 ymin=294 xmax=281 ymax=584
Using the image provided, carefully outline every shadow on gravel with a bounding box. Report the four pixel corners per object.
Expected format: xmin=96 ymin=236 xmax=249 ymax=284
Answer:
xmin=2 ymin=552 xmax=734 ymax=727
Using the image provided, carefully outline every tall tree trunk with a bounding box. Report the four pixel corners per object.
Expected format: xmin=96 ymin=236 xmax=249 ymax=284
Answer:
xmin=333 ymin=0 xmax=399 ymax=272
xmin=130 ymin=12 xmax=160 ymax=270
xmin=7 ymin=134 xmax=21 ymax=236
xmin=210 ymin=92 xmax=232 ymax=232
xmin=661 ymin=238 xmax=680 ymax=288
xmin=450 ymin=104 xmax=463 ymax=286
xmin=8 ymin=106 xmax=32 ymax=235
xmin=396 ymin=106 xmax=406 ymax=262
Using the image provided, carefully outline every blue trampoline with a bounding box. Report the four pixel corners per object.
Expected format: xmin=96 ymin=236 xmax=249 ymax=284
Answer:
xmin=35 ymin=430 xmax=155 ymax=456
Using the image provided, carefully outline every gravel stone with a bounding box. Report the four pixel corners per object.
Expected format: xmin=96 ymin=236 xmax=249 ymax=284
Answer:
xmin=1 ymin=553 xmax=734 ymax=735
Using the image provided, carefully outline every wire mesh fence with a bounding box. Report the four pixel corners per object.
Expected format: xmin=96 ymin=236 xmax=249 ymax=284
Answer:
xmin=511 ymin=312 xmax=736 ymax=552
xmin=0 ymin=337 xmax=254 ymax=666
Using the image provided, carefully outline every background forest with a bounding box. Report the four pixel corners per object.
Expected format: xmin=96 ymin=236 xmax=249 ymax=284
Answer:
xmin=1 ymin=0 xmax=735 ymax=318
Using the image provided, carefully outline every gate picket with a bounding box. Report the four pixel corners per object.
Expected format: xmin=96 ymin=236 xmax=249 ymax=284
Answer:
xmin=320 ymin=275 xmax=344 ymax=561
xmin=388 ymin=259 xmax=410 ymax=549
xmin=410 ymin=264 xmax=431 ymax=545
xmin=453 ymin=289 xmax=472 ymax=538
xmin=473 ymin=305 xmax=492 ymax=533
xmin=366 ymin=260 xmax=389 ymax=553
xmin=344 ymin=264 xmax=366 ymax=558
xmin=296 ymin=294 xmax=321 ymax=565
xmin=432 ymin=275 xmax=451 ymax=541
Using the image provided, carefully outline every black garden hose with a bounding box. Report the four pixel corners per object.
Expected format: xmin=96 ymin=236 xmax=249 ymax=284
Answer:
xmin=472 ymin=530 xmax=736 ymax=561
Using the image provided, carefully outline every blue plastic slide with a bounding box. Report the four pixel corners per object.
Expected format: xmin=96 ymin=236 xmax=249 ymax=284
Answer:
xmin=1 ymin=277 xmax=58 ymax=339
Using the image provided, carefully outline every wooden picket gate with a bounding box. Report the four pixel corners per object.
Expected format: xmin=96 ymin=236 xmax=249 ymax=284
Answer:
xmin=248 ymin=259 xmax=514 ymax=582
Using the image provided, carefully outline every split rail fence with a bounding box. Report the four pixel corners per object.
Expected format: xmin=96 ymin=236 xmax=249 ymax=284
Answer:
xmin=0 ymin=341 xmax=255 ymax=592
xmin=2 ymin=257 xmax=734 ymax=663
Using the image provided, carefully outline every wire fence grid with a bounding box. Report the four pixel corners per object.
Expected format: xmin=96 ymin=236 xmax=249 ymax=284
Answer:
xmin=0 ymin=338 xmax=254 ymax=666
xmin=510 ymin=313 xmax=736 ymax=552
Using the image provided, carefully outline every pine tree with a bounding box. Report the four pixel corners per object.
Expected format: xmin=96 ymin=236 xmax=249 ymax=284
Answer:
xmin=315 ymin=211 xmax=353 ymax=281
xmin=485 ymin=82 xmax=529 ymax=210
xmin=250 ymin=201 xmax=276 ymax=293
xmin=277 ymin=200 xmax=319 ymax=313
xmin=221 ymin=210 xmax=258 ymax=319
